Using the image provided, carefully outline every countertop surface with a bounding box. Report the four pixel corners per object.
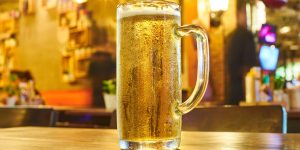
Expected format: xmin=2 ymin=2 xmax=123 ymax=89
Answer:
xmin=1 ymin=127 xmax=300 ymax=149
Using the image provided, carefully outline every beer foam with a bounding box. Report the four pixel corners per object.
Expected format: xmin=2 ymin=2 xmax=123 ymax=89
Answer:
xmin=118 ymin=8 xmax=180 ymax=19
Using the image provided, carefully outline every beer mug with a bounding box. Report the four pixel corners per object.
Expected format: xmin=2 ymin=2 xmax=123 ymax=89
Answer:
xmin=117 ymin=0 xmax=209 ymax=149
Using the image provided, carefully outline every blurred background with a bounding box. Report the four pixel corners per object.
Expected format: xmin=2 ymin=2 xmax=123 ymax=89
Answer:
xmin=0 ymin=0 xmax=298 ymax=109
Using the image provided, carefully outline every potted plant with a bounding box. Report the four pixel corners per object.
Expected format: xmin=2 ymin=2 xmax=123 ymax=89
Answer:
xmin=102 ymin=79 xmax=116 ymax=110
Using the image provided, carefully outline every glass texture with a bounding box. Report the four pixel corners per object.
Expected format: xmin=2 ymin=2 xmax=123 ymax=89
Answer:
xmin=117 ymin=1 xmax=209 ymax=149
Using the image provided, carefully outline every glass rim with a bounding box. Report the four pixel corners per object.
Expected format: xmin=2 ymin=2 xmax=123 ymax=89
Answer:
xmin=117 ymin=0 xmax=180 ymax=11
xmin=117 ymin=0 xmax=180 ymax=19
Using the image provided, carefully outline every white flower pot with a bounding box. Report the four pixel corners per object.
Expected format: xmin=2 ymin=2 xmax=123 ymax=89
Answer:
xmin=104 ymin=93 xmax=116 ymax=110
xmin=6 ymin=96 xmax=17 ymax=106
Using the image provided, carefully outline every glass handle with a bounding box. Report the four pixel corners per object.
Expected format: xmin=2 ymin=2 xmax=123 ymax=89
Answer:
xmin=176 ymin=25 xmax=210 ymax=115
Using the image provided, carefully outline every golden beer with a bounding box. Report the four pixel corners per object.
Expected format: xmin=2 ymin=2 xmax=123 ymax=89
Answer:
xmin=117 ymin=13 xmax=181 ymax=141
xmin=117 ymin=1 xmax=210 ymax=149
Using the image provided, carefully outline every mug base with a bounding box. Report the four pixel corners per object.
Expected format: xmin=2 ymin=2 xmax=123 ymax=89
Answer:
xmin=119 ymin=138 xmax=180 ymax=150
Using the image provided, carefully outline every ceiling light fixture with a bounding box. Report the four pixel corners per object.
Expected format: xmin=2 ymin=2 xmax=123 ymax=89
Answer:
xmin=279 ymin=26 xmax=291 ymax=34
xmin=73 ymin=0 xmax=88 ymax=4
xmin=208 ymin=0 xmax=229 ymax=27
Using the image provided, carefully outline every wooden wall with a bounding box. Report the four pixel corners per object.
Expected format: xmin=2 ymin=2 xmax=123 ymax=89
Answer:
xmin=14 ymin=0 xmax=86 ymax=91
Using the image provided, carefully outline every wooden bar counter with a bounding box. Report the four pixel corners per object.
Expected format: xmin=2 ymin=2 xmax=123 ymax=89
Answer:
xmin=0 ymin=127 xmax=300 ymax=149
xmin=287 ymin=108 xmax=300 ymax=133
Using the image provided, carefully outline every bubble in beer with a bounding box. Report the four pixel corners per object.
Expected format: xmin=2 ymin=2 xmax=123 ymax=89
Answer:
xmin=117 ymin=10 xmax=182 ymax=141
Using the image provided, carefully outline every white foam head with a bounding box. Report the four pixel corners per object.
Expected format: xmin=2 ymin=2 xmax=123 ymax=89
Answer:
xmin=117 ymin=6 xmax=180 ymax=20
